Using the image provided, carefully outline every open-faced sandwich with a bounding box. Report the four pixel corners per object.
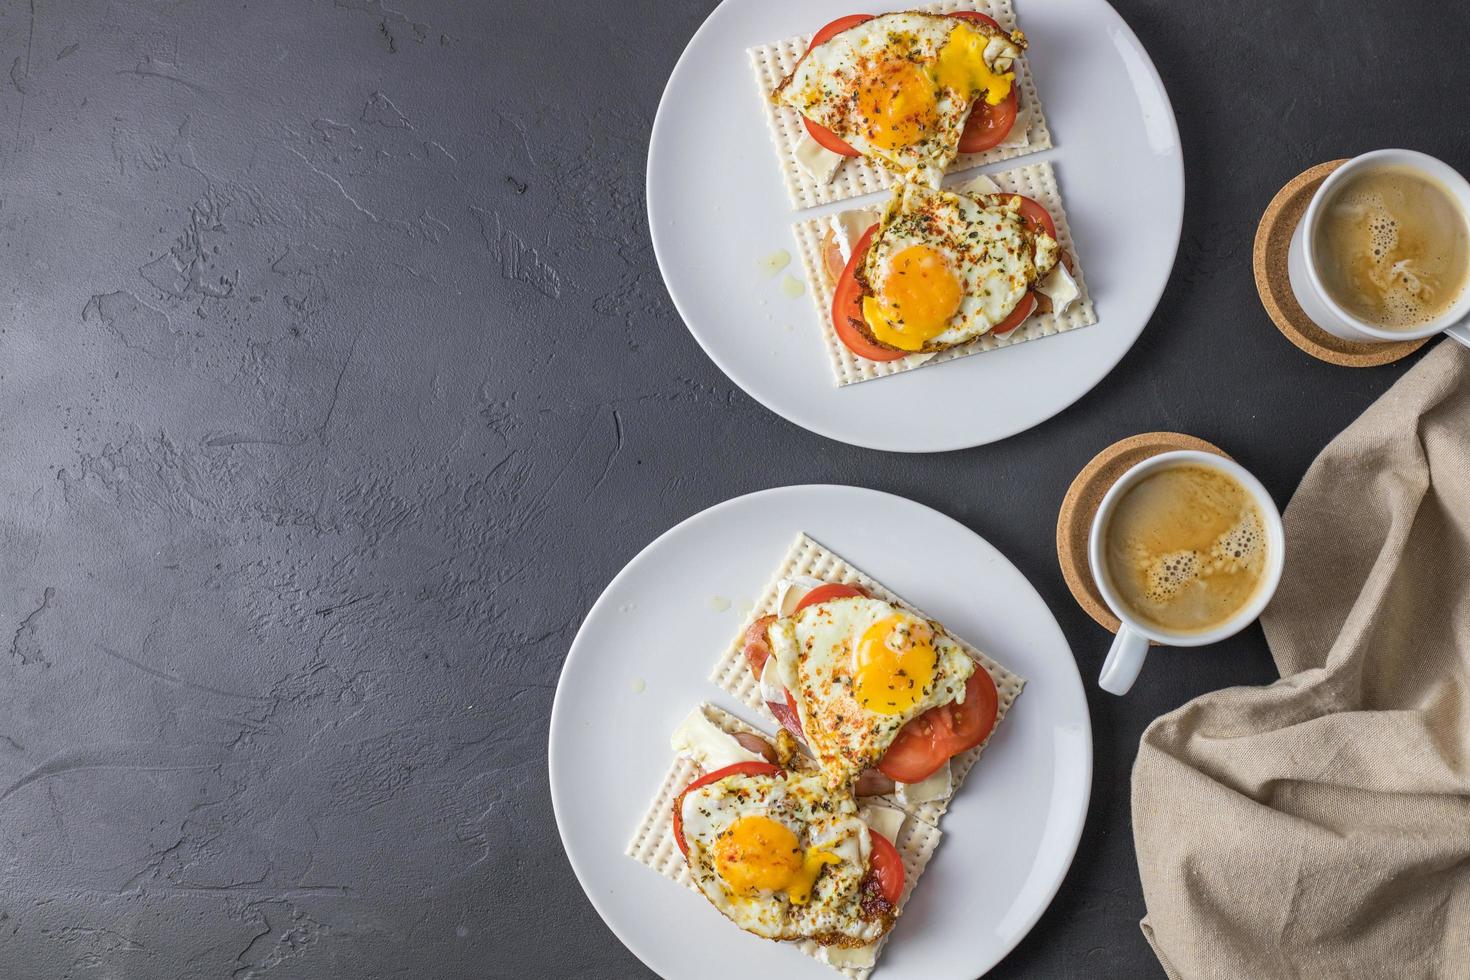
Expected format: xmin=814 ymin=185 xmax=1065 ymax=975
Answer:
xmin=794 ymin=165 xmax=1096 ymax=385
xmin=776 ymin=10 xmax=1025 ymax=188
xmin=828 ymin=178 xmax=1078 ymax=361
xmin=749 ymin=1 xmax=1052 ymax=209
xmin=629 ymin=703 xmax=936 ymax=976
xmin=713 ymin=534 xmax=1025 ymax=820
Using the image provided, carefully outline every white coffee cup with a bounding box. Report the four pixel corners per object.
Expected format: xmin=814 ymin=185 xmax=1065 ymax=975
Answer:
xmin=1288 ymin=148 xmax=1470 ymax=348
xmin=1089 ymin=451 xmax=1286 ymax=696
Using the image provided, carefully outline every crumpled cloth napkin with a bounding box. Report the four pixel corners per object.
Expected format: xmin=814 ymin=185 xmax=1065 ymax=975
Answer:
xmin=1132 ymin=340 xmax=1470 ymax=979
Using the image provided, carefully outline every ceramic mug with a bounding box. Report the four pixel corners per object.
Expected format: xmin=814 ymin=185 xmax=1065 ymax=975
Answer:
xmin=1288 ymin=148 xmax=1470 ymax=348
xmin=1089 ymin=451 xmax=1286 ymax=696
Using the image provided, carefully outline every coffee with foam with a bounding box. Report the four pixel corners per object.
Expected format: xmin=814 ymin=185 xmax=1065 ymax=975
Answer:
xmin=1104 ymin=464 xmax=1267 ymax=635
xmin=1313 ymin=165 xmax=1470 ymax=331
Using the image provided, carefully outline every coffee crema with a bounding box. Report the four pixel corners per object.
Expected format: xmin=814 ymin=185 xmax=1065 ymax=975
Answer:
xmin=1313 ymin=165 xmax=1470 ymax=331
xmin=1104 ymin=464 xmax=1267 ymax=635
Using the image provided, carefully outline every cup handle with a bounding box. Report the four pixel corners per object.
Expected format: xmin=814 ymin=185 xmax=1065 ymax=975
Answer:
xmin=1098 ymin=625 xmax=1150 ymax=695
xmin=1444 ymin=321 xmax=1470 ymax=349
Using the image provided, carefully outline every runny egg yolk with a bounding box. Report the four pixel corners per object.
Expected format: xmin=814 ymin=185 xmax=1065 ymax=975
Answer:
xmin=936 ymin=24 xmax=1014 ymax=107
xmin=714 ymin=815 xmax=841 ymax=904
xmin=854 ymin=616 xmax=938 ymax=715
xmin=862 ymin=244 xmax=963 ymax=351
xmin=856 ymin=60 xmax=937 ymax=150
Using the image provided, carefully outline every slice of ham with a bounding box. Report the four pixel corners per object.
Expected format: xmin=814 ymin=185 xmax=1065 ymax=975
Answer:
xmin=731 ymin=732 xmax=778 ymax=765
xmin=854 ymin=769 xmax=897 ymax=797
xmin=743 ymin=615 xmax=776 ymax=674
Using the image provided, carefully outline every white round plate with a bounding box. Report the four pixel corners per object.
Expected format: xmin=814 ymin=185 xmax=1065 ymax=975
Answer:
xmin=550 ymin=485 xmax=1092 ymax=979
xmin=647 ymin=0 xmax=1182 ymax=452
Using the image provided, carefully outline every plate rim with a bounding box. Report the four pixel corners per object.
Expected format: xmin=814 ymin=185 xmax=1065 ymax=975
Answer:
xmin=548 ymin=483 xmax=1094 ymax=978
xmin=645 ymin=0 xmax=1185 ymax=453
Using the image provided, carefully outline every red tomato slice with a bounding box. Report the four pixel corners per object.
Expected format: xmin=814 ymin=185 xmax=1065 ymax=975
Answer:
xmin=876 ymin=710 xmax=951 ymax=784
xmin=998 ymin=194 xmax=1058 ymax=241
xmin=798 ymin=15 xmax=875 ymax=157
xmin=991 ymin=292 xmax=1038 ymax=337
xmin=803 ymin=118 xmax=860 ymax=158
xmin=948 ymin=12 xmax=1020 ymax=153
xmin=742 ymin=614 xmax=777 ymax=675
xmin=832 ymin=225 xmax=908 ymax=362
xmin=673 ymin=762 xmax=781 ymax=857
xmin=810 ymin=14 xmax=876 ymax=49
xmin=867 ymin=829 xmax=905 ymax=905
xmin=957 ymin=91 xmax=1018 ymax=154
xmin=877 ymin=666 xmax=1001 ymax=782
xmin=794 ymin=583 xmax=866 ymax=612
xmin=936 ymin=668 xmax=998 ymax=755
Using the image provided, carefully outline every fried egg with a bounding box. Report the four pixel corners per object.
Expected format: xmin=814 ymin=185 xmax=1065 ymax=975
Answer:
xmin=681 ymin=769 xmax=891 ymax=945
xmin=776 ymin=12 xmax=1024 ymax=185
xmin=857 ymin=184 xmax=1059 ymax=352
xmin=767 ymin=596 xmax=977 ymax=788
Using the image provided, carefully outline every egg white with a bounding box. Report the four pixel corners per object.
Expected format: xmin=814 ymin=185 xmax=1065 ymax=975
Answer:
xmin=857 ymin=184 xmax=1059 ymax=349
xmin=682 ymin=770 xmax=883 ymax=944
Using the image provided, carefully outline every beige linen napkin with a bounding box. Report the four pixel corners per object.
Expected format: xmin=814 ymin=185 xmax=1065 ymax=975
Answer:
xmin=1132 ymin=340 xmax=1470 ymax=979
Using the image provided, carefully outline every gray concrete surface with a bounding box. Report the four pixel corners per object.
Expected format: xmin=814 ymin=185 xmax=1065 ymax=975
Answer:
xmin=0 ymin=0 xmax=1463 ymax=977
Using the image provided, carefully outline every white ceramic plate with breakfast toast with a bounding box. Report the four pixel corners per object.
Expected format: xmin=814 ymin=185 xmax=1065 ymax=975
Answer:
xmin=549 ymin=485 xmax=1091 ymax=978
xmin=647 ymin=0 xmax=1182 ymax=452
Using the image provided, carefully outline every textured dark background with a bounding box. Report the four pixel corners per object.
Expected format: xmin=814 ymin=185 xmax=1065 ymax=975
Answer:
xmin=0 ymin=0 xmax=1464 ymax=977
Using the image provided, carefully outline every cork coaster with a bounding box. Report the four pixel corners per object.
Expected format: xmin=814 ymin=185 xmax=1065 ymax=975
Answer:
xmin=1252 ymin=159 xmax=1428 ymax=367
xmin=1055 ymin=432 xmax=1230 ymax=634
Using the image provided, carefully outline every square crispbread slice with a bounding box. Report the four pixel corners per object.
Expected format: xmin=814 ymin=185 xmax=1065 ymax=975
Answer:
xmin=626 ymin=702 xmax=942 ymax=980
xmin=709 ymin=534 xmax=1025 ymax=826
xmin=792 ymin=159 xmax=1097 ymax=387
xmin=749 ymin=0 xmax=1051 ymax=211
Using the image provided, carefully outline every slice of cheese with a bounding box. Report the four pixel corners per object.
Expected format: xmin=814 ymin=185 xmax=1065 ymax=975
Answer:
xmin=819 ymin=942 xmax=878 ymax=970
xmin=670 ymin=707 xmax=765 ymax=771
xmin=1035 ymin=262 xmax=1080 ymax=316
xmin=833 ymin=208 xmax=880 ymax=266
xmin=795 ymin=134 xmax=845 ymax=185
xmin=776 ymin=575 xmax=826 ymax=617
xmin=758 ymin=653 xmax=788 ymax=707
xmin=895 ymin=760 xmax=952 ymax=806
xmin=957 ymin=172 xmax=1004 ymax=196
xmin=858 ymin=802 xmax=907 ymax=845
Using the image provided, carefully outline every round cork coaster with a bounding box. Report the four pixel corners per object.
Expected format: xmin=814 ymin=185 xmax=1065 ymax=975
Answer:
xmin=1055 ymin=432 xmax=1231 ymax=635
xmin=1252 ymin=159 xmax=1428 ymax=367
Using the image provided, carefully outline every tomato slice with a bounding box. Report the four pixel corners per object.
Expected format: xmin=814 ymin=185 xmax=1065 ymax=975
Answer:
xmin=743 ymin=614 xmax=777 ymax=675
xmin=794 ymin=583 xmax=866 ymax=612
xmin=991 ymin=194 xmax=1057 ymax=241
xmin=673 ymin=762 xmax=781 ymax=857
xmin=832 ymin=225 xmax=908 ymax=362
xmin=803 ymin=118 xmax=860 ymax=158
xmin=957 ymin=90 xmax=1018 ymax=154
xmin=876 ymin=666 xmax=1001 ymax=782
xmin=936 ymin=668 xmax=998 ymax=755
xmin=876 ymin=710 xmax=950 ymax=784
xmin=798 ymin=15 xmax=875 ymax=157
xmin=991 ymin=292 xmax=1038 ymax=337
xmin=867 ymin=829 xmax=905 ymax=905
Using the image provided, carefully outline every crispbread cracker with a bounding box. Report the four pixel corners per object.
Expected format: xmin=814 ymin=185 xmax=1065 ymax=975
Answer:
xmin=750 ymin=0 xmax=1051 ymax=210
xmin=792 ymin=159 xmax=1097 ymax=386
xmin=626 ymin=703 xmax=943 ymax=979
xmin=710 ymin=534 xmax=1025 ymax=825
